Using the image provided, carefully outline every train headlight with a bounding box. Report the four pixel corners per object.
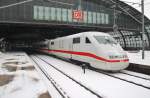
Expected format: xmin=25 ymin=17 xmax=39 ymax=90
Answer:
xmin=123 ymin=55 xmax=128 ymax=58
xmin=109 ymin=55 xmax=127 ymax=59
xmin=109 ymin=55 xmax=117 ymax=59
xmin=109 ymin=55 xmax=113 ymax=59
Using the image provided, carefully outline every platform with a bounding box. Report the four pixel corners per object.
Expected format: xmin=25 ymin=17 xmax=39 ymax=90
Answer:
xmin=127 ymin=51 xmax=150 ymax=75
xmin=0 ymin=52 xmax=51 ymax=98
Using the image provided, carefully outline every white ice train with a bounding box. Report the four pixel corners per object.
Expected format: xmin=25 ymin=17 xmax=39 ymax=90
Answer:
xmin=41 ymin=31 xmax=129 ymax=71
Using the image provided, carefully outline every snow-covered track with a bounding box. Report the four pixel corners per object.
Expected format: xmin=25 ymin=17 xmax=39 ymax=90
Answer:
xmin=31 ymin=56 xmax=70 ymax=98
xmin=91 ymin=68 xmax=150 ymax=90
xmin=31 ymin=55 xmax=103 ymax=98
xmin=120 ymin=70 xmax=150 ymax=81
xmin=33 ymin=54 xmax=150 ymax=98
xmin=37 ymin=54 xmax=150 ymax=90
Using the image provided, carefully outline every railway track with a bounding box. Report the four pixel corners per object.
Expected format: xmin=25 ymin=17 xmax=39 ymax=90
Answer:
xmin=43 ymin=54 xmax=150 ymax=81
xmin=31 ymin=55 xmax=103 ymax=98
xmin=31 ymin=54 xmax=150 ymax=98
xmin=93 ymin=69 xmax=150 ymax=90
xmin=120 ymin=71 xmax=150 ymax=81
xmin=40 ymin=55 xmax=150 ymax=90
xmin=31 ymin=56 xmax=70 ymax=98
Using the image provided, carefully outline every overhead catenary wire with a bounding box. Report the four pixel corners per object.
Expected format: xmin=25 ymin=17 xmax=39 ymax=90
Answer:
xmin=121 ymin=0 xmax=150 ymax=6
xmin=120 ymin=0 xmax=141 ymax=5
xmin=0 ymin=0 xmax=74 ymax=10
xmin=0 ymin=0 xmax=33 ymax=9
xmin=109 ymin=0 xmax=142 ymax=24
xmin=119 ymin=0 xmax=150 ymax=19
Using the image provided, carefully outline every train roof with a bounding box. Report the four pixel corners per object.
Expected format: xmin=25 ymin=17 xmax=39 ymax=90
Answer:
xmin=81 ymin=31 xmax=110 ymax=36
xmin=53 ymin=31 xmax=110 ymax=40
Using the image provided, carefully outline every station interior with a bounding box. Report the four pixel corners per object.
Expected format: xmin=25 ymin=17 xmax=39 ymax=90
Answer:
xmin=0 ymin=0 xmax=150 ymax=52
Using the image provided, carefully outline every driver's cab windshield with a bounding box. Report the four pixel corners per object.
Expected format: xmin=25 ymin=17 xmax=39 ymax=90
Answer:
xmin=94 ymin=36 xmax=117 ymax=45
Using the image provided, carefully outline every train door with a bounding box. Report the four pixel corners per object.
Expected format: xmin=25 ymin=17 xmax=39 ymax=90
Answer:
xmin=48 ymin=40 xmax=52 ymax=50
xmin=60 ymin=39 xmax=71 ymax=58
xmin=72 ymin=36 xmax=83 ymax=61
xmin=68 ymin=38 xmax=73 ymax=59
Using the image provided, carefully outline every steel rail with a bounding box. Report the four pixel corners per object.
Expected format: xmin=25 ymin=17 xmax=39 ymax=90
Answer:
xmin=36 ymin=55 xmax=103 ymax=98
xmin=31 ymin=56 xmax=69 ymax=98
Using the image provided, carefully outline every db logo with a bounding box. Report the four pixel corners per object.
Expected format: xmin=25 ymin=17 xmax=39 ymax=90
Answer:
xmin=72 ymin=10 xmax=84 ymax=21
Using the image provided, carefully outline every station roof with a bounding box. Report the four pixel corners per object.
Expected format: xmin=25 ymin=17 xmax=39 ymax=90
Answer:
xmin=91 ymin=0 xmax=150 ymax=24
xmin=0 ymin=0 xmax=150 ymax=50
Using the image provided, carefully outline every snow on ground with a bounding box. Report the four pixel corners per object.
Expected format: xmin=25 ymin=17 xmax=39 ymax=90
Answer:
xmin=36 ymin=55 xmax=150 ymax=98
xmin=0 ymin=52 xmax=51 ymax=98
xmin=127 ymin=50 xmax=150 ymax=66
xmin=122 ymin=70 xmax=150 ymax=79
xmin=1 ymin=51 xmax=149 ymax=98
xmin=32 ymin=56 xmax=99 ymax=98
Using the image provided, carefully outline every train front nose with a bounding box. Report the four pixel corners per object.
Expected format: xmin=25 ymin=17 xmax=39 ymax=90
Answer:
xmin=96 ymin=43 xmax=129 ymax=71
xmin=106 ymin=51 xmax=129 ymax=71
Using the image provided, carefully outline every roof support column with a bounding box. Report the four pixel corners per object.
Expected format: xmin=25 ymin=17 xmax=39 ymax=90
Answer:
xmin=118 ymin=30 xmax=126 ymax=49
xmin=141 ymin=0 xmax=145 ymax=59
xmin=145 ymin=29 xmax=150 ymax=49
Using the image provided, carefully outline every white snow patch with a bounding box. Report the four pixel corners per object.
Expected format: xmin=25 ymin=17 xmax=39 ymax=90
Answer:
xmin=0 ymin=71 xmax=47 ymax=98
xmin=36 ymin=55 xmax=150 ymax=98
xmin=127 ymin=50 xmax=150 ymax=66
xmin=0 ymin=52 xmax=50 ymax=98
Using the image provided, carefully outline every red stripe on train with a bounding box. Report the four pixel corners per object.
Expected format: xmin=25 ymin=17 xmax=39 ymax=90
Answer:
xmin=41 ymin=49 xmax=129 ymax=63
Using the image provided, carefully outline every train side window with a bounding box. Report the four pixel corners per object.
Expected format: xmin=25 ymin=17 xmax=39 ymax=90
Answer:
xmin=51 ymin=41 xmax=54 ymax=45
xmin=73 ymin=37 xmax=80 ymax=44
xmin=86 ymin=37 xmax=91 ymax=43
